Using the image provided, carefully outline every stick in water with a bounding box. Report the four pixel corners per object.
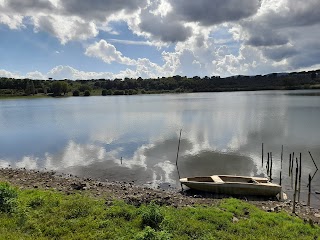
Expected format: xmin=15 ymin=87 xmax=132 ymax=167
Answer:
xmin=176 ymin=129 xmax=183 ymax=190
xmin=293 ymin=159 xmax=299 ymax=214
xmin=307 ymin=174 xmax=311 ymax=207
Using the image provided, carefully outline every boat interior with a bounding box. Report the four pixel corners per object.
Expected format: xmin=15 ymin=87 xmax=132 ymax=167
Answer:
xmin=187 ymin=176 xmax=269 ymax=184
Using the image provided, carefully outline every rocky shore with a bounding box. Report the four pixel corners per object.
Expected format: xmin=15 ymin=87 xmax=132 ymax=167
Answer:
xmin=0 ymin=168 xmax=319 ymax=225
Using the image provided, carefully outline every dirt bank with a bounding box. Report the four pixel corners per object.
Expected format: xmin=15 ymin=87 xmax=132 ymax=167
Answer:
xmin=0 ymin=168 xmax=319 ymax=225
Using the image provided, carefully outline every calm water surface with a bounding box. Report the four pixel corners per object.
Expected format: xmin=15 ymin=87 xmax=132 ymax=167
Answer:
xmin=0 ymin=90 xmax=320 ymax=205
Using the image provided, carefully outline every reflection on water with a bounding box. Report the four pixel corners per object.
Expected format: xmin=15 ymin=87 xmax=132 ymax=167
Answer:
xmin=0 ymin=90 xmax=320 ymax=205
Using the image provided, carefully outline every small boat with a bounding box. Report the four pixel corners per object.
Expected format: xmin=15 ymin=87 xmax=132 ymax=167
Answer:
xmin=180 ymin=175 xmax=281 ymax=197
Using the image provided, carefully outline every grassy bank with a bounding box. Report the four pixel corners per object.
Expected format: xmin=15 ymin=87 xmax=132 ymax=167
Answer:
xmin=0 ymin=182 xmax=319 ymax=240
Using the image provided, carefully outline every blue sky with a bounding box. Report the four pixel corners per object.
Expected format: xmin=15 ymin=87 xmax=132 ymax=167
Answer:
xmin=0 ymin=0 xmax=319 ymax=80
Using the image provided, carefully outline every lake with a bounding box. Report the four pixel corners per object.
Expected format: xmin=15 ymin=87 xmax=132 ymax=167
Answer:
xmin=0 ymin=90 xmax=320 ymax=205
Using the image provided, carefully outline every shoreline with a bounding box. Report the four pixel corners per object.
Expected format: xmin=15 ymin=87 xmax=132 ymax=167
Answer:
xmin=1 ymin=87 xmax=320 ymax=99
xmin=0 ymin=168 xmax=319 ymax=225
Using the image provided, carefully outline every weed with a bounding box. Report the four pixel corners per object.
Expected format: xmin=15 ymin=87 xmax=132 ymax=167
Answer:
xmin=141 ymin=201 xmax=164 ymax=230
xmin=135 ymin=226 xmax=171 ymax=240
xmin=0 ymin=182 xmax=17 ymax=213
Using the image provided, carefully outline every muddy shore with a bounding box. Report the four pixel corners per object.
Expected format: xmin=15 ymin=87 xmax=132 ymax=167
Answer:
xmin=0 ymin=168 xmax=319 ymax=225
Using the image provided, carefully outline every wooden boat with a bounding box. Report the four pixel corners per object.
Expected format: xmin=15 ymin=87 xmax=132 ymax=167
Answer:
xmin=180 ymin=175 xmax=281 ymax=197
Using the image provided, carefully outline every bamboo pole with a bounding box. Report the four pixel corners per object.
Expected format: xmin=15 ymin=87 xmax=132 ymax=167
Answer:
xmin=307 ymin=174 xmax=311 ymax=207
xmin=266 ymin=153 xmax=270 ymax=177
xmin=293 ymin=159 xmax=299 ymax=214
xmin=280 ymin=145 xmax=283 ymax=185
xmin=176 ymin=129 xmax=183 ymax=190
xmin=270 ymin=152 xmax=273 ymax=181
xmin=289 ymin=153 xmax=292 ymax=177
xmin=298 ymin=153 xmax=302 ymax=202
xmin=262 ymin=143 xmax=264 ymax=167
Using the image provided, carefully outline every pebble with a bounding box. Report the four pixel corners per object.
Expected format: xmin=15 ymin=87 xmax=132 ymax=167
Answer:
xmin=232 ymin=217 xmax=239 ymax=223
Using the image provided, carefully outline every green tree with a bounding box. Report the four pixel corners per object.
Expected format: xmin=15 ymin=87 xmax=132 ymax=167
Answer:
xmin=61 ymin=82 xmax=69 ymax=95
xmin=73 ymin=90 xmax=80 ymax=96
xmin=51 ymin=81 xmax=63 ymax=96
xmin=84 ymin=90 xmax=91 ymax=96
xmin=25 ymin=80 xmax=35 ymax=95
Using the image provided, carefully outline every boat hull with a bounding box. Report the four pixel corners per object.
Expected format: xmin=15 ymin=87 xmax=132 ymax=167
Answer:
xmin=180 ymin=176 xmax=282 ymax=197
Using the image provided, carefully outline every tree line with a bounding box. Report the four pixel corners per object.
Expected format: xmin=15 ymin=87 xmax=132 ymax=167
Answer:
xmin=0 ymin=70 xmax=319 ymax=97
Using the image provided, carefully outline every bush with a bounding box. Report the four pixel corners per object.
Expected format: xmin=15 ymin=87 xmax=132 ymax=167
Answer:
xmin=102 ymin=89 xmax=107 ymax=96
xmin=141 ymin=202 xmax=164 ymax=230
xmin=0 ymin=183 xmax=18 ymax=213
xmin=84 ymin=90 xmax=91 ymax=96
xmin=113 ymin=90 xmax=125 ymax=95
xmin=73 ymin=90 xmax=80 ymax=96
xmin=135 ymin=227 xmax=171 ymax=240
xmin=27 ymin=196 xmax=45 ymax=209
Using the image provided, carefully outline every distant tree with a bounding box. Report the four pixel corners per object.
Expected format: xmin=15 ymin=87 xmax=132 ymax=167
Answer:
xmin=73 ymin=90 xmax=80 ymax=96
xmin=61 ymin=82 xmax=69 ymax=95
xmin=51 ymin=81 xmax=63 ymax=96
xmin=311 ymin=72 xmax=317 ymax=79
xmin=84 ymin=90 xmax=91 ymax=96
xmin=102 ymin=89 xmax=107 ymax=96
xmin=25 ymin=80 xmax=35 ymax=95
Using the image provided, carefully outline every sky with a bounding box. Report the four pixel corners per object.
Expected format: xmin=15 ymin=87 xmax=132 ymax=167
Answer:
xmin=0 ymin=0 xmax=319 ymax=80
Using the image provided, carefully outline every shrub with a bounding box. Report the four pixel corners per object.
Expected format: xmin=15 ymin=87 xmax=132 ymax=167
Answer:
xmin=0 ymin=183 xmax=18 ymax=213
xmin=27 ymin=196 xmax=45 ymax=209
xmin=84 ymin=90 xmax=91 ymax=96
xmin=73 ymin=90 xmax=80 ymax=96
xmin=135 ymin=227 xmax=171 ymax=240
xmin=113 ymin=90 xmax=125 ymax=95
xmin=102 ymin=89 xmax=107 ymax=96
xmin=141 ymin=202 xmax=164 ymax=230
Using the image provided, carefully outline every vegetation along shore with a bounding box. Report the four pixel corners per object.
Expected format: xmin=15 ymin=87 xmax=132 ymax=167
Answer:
xmin=0 ymin=69 xmax=319 ymax=97
xmin=0 ymin=168 xmax=319 ymax=239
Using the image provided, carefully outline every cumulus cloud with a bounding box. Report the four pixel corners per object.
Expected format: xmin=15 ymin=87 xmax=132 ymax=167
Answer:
xmin=236 ymin=0 xmax=320 ymax=70
xmin=138 ymin=9 xmax=192 ymax=43
xmin=171 ymin=0 xmax=261 ymax=26
xmin=33 ymin=14 xmax=99 ymax=44
xmin=60 ymin=0 xmax=147 ymax=21
xmin=85 ymin=40 xmax=136 ymax=65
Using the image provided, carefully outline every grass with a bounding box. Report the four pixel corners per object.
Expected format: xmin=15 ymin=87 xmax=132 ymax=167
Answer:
xmin=0 ymin=183 xmax=319 ymax=240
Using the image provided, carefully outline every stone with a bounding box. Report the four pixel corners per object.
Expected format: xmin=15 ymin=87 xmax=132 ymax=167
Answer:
xmin=314 ymin=213 xmax=320 ymax=218
xmin=232 ymin=217 xmax=239 ymax=223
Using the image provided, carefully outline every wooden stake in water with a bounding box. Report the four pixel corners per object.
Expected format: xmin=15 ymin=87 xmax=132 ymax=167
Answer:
xmin=266 ymin=152 xmax=270 ymax=177
xmin=298 ymin=153 xmax=302 ymax=202
xmin=293 ymin=159 xmax=299 ymax=214
xmin=307 ymin=174 xmax=311 ymax=207
xmin=262 ymin=143 xmax=264 ymax=167
xmin=291 ymin=152 xmax=295 ymax=175
xmin=291 ymin=153 xmax=295 ymax=188
xmin=176 ymin=129 xmax=183 ymax=190
xmin=120 ymin=157 xmax=123 ymax=165
xmin=289 ymin=153 xmax=292 ymax=177
xmin=270 ymin=152 xmax=273 ymax=181
xmin=280 ymin=145 xmax=283 ymax=185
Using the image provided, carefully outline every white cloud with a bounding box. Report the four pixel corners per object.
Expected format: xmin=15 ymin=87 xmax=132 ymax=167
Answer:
xmin=0 ymin=14 xmax=24 ymax=29
xmin=26 ymin=71 xmax=46 ymax=80
xmin=32 ymin=14 xmax=98 ymax=44
xmin=85 ymin=40 xmax=136 ymax=65
xmin=0 ymin=69 xmax=22 ymax=78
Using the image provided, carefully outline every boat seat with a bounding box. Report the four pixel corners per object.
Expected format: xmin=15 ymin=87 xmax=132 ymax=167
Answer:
xmin=211 ymin=176 xmax=224 ymax=183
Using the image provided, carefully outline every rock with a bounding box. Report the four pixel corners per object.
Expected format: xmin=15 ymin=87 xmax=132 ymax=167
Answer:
xmin=232 ymin=217 xmax=239 ymax=223
xmin=71 ymin=182 xmax=87 ymax=190
xmin=267 ymin=208 xmax=275 ymax=212
xmin=314 ymin=213 xmax=320 ymax=218
xmin=274 ymin=206 xmax=281 ymax=212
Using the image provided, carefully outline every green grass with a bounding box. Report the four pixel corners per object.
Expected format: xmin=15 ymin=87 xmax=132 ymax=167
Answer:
xmin=0 ymin=183 xmax=319 ymax=240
